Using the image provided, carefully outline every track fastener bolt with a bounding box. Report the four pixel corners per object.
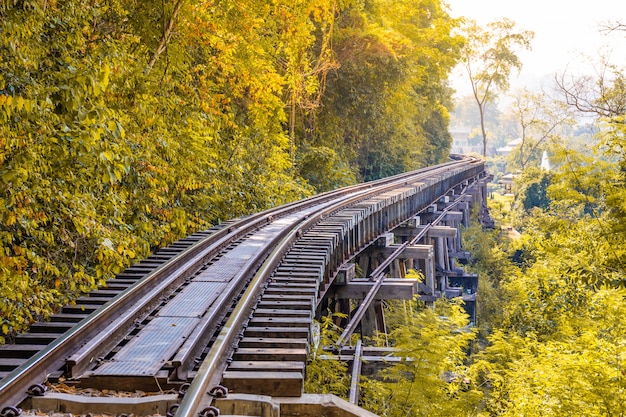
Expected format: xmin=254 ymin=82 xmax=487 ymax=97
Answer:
xmin=0 ymin=406 xmax=22 ymax=417
xmin=178 ymin=383 xmax=191 ymax=398
xmin=198 ymin=406 xmax=220 ymax=417
xmin=208 ymin=385 xmax=228 ymax=398
xmin=166 ymin=404 xmax=179 ymax=417
xmin=27 ymin=384 xmax=47 ymax=396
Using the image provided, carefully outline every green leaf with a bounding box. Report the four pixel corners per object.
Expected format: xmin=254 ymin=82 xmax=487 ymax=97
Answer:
xmin=100 ymin=150 xmax=114 ymax=162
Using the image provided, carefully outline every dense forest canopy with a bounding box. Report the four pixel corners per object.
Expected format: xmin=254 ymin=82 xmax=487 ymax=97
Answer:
xmin=0 ymin=0 xmax=461 ymax=338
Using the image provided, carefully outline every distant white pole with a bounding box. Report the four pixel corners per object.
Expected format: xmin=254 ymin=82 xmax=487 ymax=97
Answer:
xmin=541 ymin=150 xmax=551 ymax=171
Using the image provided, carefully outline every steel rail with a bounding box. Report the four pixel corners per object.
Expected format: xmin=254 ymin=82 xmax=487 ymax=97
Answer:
xmin=0 ymin=194 xmax=328 ymax=407
xmin=65 ymin=161 xmax=472 ymax=378
xmin=174 ymin=160 xmax=480 ymax=417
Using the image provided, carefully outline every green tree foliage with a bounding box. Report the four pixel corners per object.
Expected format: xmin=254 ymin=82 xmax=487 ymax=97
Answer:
xmin=0 ymin=0 xmax=314 ymax=339
xmin=0 ymin=0 xmax=468 ymax=341
xmin=460 ymin=19 xmax=534 ymax=156
xmin=296 ymin=144 xmax=356 ymax=192
xmin=493 ymin=289 xmax=626 ymax=417
xmin=461 ymin=222 xmax=517 ymax=336
xmin=305 ymin=313 xmax=351 ymax=396
xmin=470 ymin=284 xmax=626 ymax=417
xmin=304 ymin=299 xmax=481 ymax=415
xmin=304 ymin=0 xmax=463 ymax=181
xmin=360 ymin=299 xmax=481 ymax=416
xmin=463 ymin=107 xmax=626 ymax=415
xmin=462 ymin=220 xmax=620 ymax=415
xmin=515 ymin=167 xmax=553 ymax=213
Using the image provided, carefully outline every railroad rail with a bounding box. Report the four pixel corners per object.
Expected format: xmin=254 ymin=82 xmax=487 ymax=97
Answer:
xmin=0 ymin=156 xmax=489 ymax=417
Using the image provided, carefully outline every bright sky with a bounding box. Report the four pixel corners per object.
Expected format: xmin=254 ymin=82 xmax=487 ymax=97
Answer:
xmin=446 ymin=0 xmax=626 ymax=95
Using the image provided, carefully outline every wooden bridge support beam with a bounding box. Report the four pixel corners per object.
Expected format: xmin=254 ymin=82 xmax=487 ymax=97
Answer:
xmin=318 ymin=164 xmax=490 ymax=349
xmin=358 ymin=243 xmax=436 ymax=296
xmin=361 ymin=300 xmax=385 ymax=338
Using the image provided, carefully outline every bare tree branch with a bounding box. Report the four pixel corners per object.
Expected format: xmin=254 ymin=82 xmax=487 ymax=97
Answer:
xmin=555 ymin=60 xmax=626 ymax=118
xmin=600 ymin=20 xmax=626 ymax=34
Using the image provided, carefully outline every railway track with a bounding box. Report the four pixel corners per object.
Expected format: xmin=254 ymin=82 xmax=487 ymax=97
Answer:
xmin=0 ymin=157 xmax=487 ymax=417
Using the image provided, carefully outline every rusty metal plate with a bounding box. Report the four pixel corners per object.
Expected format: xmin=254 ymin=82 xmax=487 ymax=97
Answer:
xmin=194 ymin=260 xmax=247 ymax=282
xmin=94 ymin=317 xmax=200 ymax=376
xmin=157 ymin=281 xmax=227 ymax=318
xmin=193 ymin=236 xmax=269 ymax=282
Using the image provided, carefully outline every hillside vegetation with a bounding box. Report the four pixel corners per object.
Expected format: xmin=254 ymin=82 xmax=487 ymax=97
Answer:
xmin=306 ymin=55 xmax=626 ymax=415
xmin=0 ymin=1 xmax=461 ymax=339
xmin=305 ymin=137 xmax=626 ymax=416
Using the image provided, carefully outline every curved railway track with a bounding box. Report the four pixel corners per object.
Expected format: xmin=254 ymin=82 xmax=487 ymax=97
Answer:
xmin=0 ymin=157 xmax=487 ymax=417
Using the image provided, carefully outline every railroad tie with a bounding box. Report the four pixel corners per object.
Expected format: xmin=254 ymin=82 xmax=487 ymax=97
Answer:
xmin=222 ymin=298 xmax=314 ymax=397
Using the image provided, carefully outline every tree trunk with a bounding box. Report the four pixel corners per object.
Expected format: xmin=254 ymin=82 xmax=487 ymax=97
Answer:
xmin=479 ymin=104 xmax=487 ymax=157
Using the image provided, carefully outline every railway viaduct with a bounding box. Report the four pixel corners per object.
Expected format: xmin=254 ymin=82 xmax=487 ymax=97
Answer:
xmin=0 ymin=158 xmax=491 ymax=417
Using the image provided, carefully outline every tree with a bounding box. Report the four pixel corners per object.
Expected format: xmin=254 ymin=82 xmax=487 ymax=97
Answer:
xmin=601 ymin=19 xmax=626 ymax=33
xmin=309 ymin=0 xmax=464 ymax=182
xmin=267 ymin=0 xmax=338 ymax=162
xmin=554 ymin=57 xmax=626 ymax=283
xmin=460 ymin=18 xmax=534 ymax=156
xmin=507 ymin=89 xmax=574 ymax=170
xmin=359 ymin=299 xmax=481 ymax=417
xmin=555 ymin=59 xmax=626 ymax=118
xmin=0 ymin=0 xmax=315 ymax=339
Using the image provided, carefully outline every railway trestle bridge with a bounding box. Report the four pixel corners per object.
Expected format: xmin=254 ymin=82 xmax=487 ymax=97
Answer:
xmin=0 ymin=157 xmax=491 ymax=417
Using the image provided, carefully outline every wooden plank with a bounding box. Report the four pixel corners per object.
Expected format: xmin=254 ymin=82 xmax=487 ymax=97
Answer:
xmin=49 ymin=313 xmax=88 ymax=323
xmin=14 ymin=333 xmax=58 ymax=345
xmin=318 ymin=355 xmax=409 ymax=363
xmin=73 ymin=297 xmax=110 ymax=305
xmin=260 ymin=293 xmax=314 ymax=302
xmin=28 ymin=322 xmax=74 ymax=333
xmin=31 ymin=393 xmax=178 ymax=416
xmin=272 ymin=271 xmax=323 ymax=282
xmin=221 ymin=371 xmax=303 ymax=397
xmin=238 ymin=337 xmax=308 ymax=349
xmin=271 ymin=274 xmax=319 ymax=283
xmin=248 ymin=316 xmax=311 ymax=328
xmin=253 ymin=309 xmax=311 ymax=318
xmin=0 ymin=358 xmax=25 ymax=371
xmin=330 ymin=279 xmax=418 ymax=300
xmin=444 ymin=211 xmax=464 ymax=222
xmin=256 ymin=300 xmax=313 ymax=311
xmin=268 ymin=281 xmax=317 ymax=289
xmin=424 ymin=225 xmax=457 ymax=238
xmin=233 ymin=348 xmax=307 ymax=362
xmin=0 ymin=344 xmax=47 ymax=358
xmin=61 ymin=305 xmax=98 ymax=314
xmin=244 ymin=327 xmax=310 ymax=339
xmin=263 ymin=286 xmax=317 ymax=296
xmin=228 ymin=361 xmax=304 ymax=372
xmin=376 ymin=244 xmax=434 ymax=259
